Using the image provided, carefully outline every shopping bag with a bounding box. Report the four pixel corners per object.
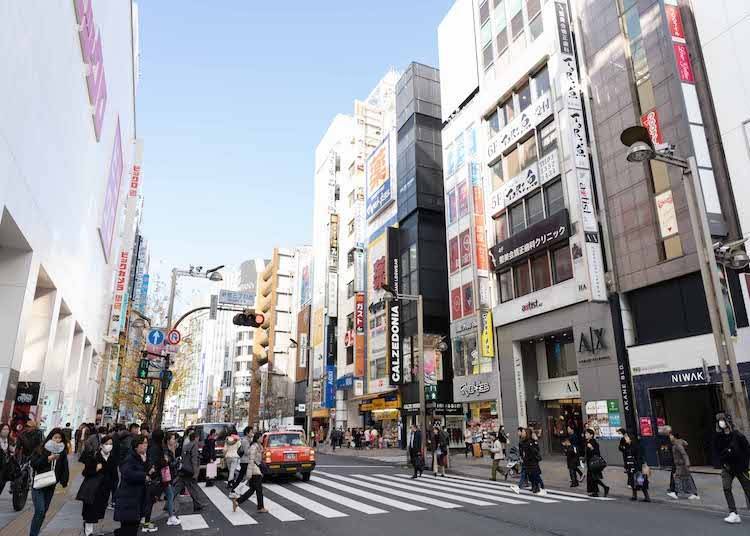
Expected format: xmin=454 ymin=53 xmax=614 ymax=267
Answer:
xmin=206 ymin=461 xmax=218 ymax=479
xmin=234 ymin=481 xmax=250 ymax=496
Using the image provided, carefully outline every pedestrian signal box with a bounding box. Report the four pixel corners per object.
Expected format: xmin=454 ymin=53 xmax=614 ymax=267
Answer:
xmin=137 ymin=358 xmax=150 ymax=379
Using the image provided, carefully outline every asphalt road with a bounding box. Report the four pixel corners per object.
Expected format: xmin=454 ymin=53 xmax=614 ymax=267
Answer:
xmin=154 ymin=453 xmax=746 ymax=536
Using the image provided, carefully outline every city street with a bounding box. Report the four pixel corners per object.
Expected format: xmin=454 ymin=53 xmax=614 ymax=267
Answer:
xmin=15 ymin=453 xmax=743 ymax=536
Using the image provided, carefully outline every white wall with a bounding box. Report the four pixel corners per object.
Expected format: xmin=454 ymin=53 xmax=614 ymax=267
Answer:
xmin=0 ymin=0 xmax=137 ymax=420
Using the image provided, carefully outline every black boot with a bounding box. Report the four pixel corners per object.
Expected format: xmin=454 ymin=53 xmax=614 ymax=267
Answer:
xmin=642 ymin=489 xmax=651 ymax=502
xmin=631 ymin=489 xmax=637 ymax=501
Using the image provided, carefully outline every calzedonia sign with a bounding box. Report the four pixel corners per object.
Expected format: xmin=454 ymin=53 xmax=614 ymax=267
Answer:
xmin=490 ymin=209 xmax=569 ymax=271
xmin=386 ymin=227 xmax=402 ymax=386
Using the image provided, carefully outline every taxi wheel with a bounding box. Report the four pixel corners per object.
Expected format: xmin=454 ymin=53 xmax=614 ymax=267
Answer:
xmin=301 ymin=472 xmax=311 ymax=482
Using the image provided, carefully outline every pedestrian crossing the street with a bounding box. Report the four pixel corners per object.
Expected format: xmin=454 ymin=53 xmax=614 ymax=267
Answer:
xmin=173 ymin=471 xmax=608 ymax=530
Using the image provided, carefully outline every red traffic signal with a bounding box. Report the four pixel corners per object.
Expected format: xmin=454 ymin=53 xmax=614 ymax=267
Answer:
xmin=232 ymin=312 xmax=265 ymax=327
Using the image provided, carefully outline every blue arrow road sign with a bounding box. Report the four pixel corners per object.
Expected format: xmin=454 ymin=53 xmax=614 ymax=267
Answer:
xmin=147 ymin=329 xmax=165 ymax=346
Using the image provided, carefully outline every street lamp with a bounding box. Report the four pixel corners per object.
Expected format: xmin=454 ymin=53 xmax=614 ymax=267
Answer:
xmin=154 ymin=263 xmax=225 ymax=429
xmin=380 ymin=284 xmax=426 ymax=459
xmin=290 ymin=337 xmax=314 ymax=441
xmin=621 ymin=126 xmax=750 ymax=433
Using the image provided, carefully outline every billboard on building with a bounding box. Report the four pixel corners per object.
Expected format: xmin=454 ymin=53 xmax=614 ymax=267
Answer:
xmin=366 ymin=134 xmax=397 ymax=221
xmin=366 ymin=229 xmax=390 ymax=394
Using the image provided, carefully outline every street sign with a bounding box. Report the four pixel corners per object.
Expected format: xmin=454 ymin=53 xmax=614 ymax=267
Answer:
xmin=167 ymin=330 xmax=181 ymax=345
xmin=218 ymin=289 xmax=254 ymax=307
xmin=147 ymin=329 xmax=165 ymax=346
xmin=146 ymin=328 xmax=166 ymax=355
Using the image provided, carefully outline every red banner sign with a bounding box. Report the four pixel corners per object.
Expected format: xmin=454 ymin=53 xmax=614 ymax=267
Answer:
xmin=665 ymin=5 xmax=684 ymax=39
xmin=674 ymin=43 xmax=694 ymax=83
xmin=640 ymin=109 xmax=664 ymax=146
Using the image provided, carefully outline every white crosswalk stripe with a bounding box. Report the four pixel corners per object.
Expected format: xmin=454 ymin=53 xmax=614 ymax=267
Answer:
xmin=442 ymin=473 xmax=599 ymax=501
xmin=310 ymin=474 xmax=426 ymax=511
xmin=315 ymin=471 xmax=462 ymax=509
xmin=291 ymin=482 xmax=388 ymax=514
xmin=177 ymin=514 xmax=209 ymax=531
xmin=264 ymin=483 xmax=348 ymax=518
xmin=384 ymin=474 xmax=533 ymax=504
xmin=199 ymin=483 xmax=258 ymax=525
xmin=244 ymin=494 xmax=304 ymax=522
xmin=351 ymin=474 xmax=498 ymax=506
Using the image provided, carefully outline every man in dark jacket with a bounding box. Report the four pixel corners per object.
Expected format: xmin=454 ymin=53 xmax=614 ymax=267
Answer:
xmin=202 ymin=429 xmax=217 ymax=487
xmin=714 ymin=413 xmax=750 ymax=524
xmin=18 ymin=420 xmax=43 ymax=458
xmin=519 ymin=429 xmax=544 ymax=494
xmin=118 ymin=424 xmax=140 ymax=466
xmin=407 ymin=424 xmax=423 ymax=478
xmin=114 ymin=434 xmax=149 ymax=535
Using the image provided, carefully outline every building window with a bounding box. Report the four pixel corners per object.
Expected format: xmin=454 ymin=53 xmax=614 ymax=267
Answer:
xmin=520 ymin=135 xmax=537 ymax=169
xmin=346 ymin=313 xmax=354 ymax=331
xmin=495 ymin=0 xmax=509 ymax=56
xmin=488 ymin=110 xmax=500 ymax=136
xmin=505 ymin=146 xmax=520 ymax=178
xmin=483 ymin=42 xmax=494 ymax=69
xmin=513 ymin=261 xmax=532 ymax=297
xmin=517 ymin=81 xmax=532 ymax=113
xmin=235 ymin=347 xmax=242 ymax=357
xmin=348 ymin=219 xmax=355 ymax=236
xmin=347 ymin=249 xmax=355 ymax=268
xmin=551 ymin=244 xmax=573 ymax=283
xmin=539 ymin=119 xmax=557 ymax=156
xmin=499 ymin=270 xmax=514 ymax=302
xmin=509 ymin=202 xmax=526 ymax=235
xmin=479 ymin=0 xmax=490 ymax=24
xmin=531 ymin=253 xmax=551 ymax=290
xmin=527 ymin=0 xmax=543 ymax=40
xmin=544 ymin=179 xmax=565 ymax=216
xmin=545 ymin=330 xmax=577 ymax=378
xmin=348 ymin=190 xmax=355 ymax=207
xmin=347 ymin=280 xmax=354 ymax=298
xmin=525 ymin=190 xmax=544 ymax=227
xmin=491 ymin=159 xmax=504 ymax=190
xmin=494 ymin=213 xmax=508 ymax=243
xmin=500 ymin=97 xmax=515 ymax=126
xmin=510 ymin=0 xmax=524 ymax=40
xmin=346 ymin=345 xmax=354 ymax=365
xmin=237 ymin=332 xmax=244 ymax=341
xmin=534 ymin=65 xmax=550 ymax=98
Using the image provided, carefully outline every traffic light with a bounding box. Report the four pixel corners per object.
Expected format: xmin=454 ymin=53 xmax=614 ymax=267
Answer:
xmin=142 ymin=384 xmax=155 ymax=405
xmin=161 ymin=370 xmax=173 ymax=390
xmin=232 ymin=310 xmax=265 ymax=327
xmin=137 ymin=358 xmax=149 ymax=379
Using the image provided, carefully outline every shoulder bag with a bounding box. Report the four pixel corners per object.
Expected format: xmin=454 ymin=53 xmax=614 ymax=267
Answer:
xmin=33 ymin=460 xmax=57 ymax=489
xmin=589 ymin=454 xmax=607 ymax=473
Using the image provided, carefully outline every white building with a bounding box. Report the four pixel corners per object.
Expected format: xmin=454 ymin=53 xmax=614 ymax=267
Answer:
xmin=0 ymin=0 xmax=139 ymax=428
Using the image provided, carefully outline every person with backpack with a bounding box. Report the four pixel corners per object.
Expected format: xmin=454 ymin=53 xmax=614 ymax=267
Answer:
xmin=76 ymin=435 xmax=118 ymax=535
xmin=19 ymin=420 xmax=43 ymax=459
xmin=29 ymin=428 xmax=69 ymax=536
xmin=714 ymin=413 xmax=750 ymax=524
xmin=229 ymin=427 xmax=252 ymax=491
xmin=172 ymin=432 xmax=204 ymax=512
xmin=223 ymin=434 xmax=241 ymax=485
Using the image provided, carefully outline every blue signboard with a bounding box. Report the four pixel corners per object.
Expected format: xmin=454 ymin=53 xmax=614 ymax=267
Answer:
xmin=366 ymin=136 xmax=394 ymax=221
xmin=336 ymin=374 xmax=354 ymax=390
xmin=324 ymin=365 xmax=336 ymax=408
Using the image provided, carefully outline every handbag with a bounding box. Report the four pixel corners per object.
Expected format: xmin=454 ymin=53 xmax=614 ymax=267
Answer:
xmin=33 ymin=460 xmax=57 ymax=489
xmin=589 ymin=455 xmax=607 ymax=473
xmin=161 ymin=465 xmax=172 ymax=483
xmin=206 ymin=461 xmax=218 ymax=479
xmin=635 ymin=472 xmax=645 ymax=487
xmin=257 ymin=462 xmax=271 ymax=477
xmin=235 ymin=481 xmax=250 ymax=496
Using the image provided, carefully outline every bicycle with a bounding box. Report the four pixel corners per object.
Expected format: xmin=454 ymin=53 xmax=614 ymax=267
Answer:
xmin=9 ymin=455 xmax=32 ymax=511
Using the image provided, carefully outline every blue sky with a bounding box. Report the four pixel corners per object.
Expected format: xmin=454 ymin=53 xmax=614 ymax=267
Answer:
xmin=138 ymin=0 xmax=454 ymax=283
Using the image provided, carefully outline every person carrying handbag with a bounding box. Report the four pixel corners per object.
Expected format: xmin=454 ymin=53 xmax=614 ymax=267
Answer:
xmin=172 ymin=432 xmax=204 ymax=512
xmin=77 ymin=435 xmax=118 ymax=535
xmin=231 ymin=432 xmax=268 ymax=513
xmin=29 ymin=428 xmax=69 ymax=536
xmin=622 ymin=431 xmax=650 ymax=502
xmin=585 ymin=428 xmax=610 ymax=498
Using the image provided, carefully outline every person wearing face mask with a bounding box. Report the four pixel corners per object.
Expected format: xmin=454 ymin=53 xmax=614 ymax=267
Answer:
xmin=29 ymin=429 xmax=69 ymax=536
xmin=714 ymin=413 xmax=750 ymax=524
xmin=114 ymin=435 xmax=150 ymax=536
xmin=77 ymin=435 xmax=118 ymax=535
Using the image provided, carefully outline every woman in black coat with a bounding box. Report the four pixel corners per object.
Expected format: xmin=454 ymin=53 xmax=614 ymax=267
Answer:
xmin=114 ymin=435 xmax=151 ymax=536
xmin=622 ymin=431 xmax=650 ymax=502
xmin=584 ymin=428 xmax=610 ymax=498
xmin=77 ymin=435 xmax=118 ymax=534
xmin=29 ymin=428 xmax=69 ymax=536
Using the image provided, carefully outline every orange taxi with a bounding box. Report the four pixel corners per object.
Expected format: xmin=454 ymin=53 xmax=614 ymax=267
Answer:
xmin=261 ymin=430 xmax=316 ymax=480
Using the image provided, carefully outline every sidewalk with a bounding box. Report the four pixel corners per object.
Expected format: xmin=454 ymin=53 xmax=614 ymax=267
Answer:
xmin=320 ymin=446 xmax=748 ymax=514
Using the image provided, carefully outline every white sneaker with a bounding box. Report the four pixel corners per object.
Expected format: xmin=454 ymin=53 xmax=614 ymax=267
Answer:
xmin=538 ymin=489 xmax=548 ymax=496
xmin=666 ymin=491 xmax=678 ymax=499
xmin=688 ymin=494 xmax=700 ymax=500
xmin=510 ymin=485 xmax=520 ymax=494
xmin=167 ymin=516 xmax=181 ymax=526
xmin=724 ymin=512 xmax=741 ymax=524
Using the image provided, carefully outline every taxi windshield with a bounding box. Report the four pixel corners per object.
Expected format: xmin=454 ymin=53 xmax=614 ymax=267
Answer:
xmin=267 ymin=433 xmax=306 ymax=447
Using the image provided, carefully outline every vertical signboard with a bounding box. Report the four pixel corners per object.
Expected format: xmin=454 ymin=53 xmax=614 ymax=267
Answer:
xmin=355 ymin=293 xmax=366 ymax=377
xmin=480 ymin=310 xmax=495 ymax=358
xmin=366 ymin=135 xmax=395 ymax=220
xmin=324 ymin=365 xmax=336 ymax=408
xmin=555 ymin=0 xmax=607 ymax=302
xmin=386 ymin=227 xmax=402 ymax=386
xmin=99 ymin=119 xmax=123 ymax=262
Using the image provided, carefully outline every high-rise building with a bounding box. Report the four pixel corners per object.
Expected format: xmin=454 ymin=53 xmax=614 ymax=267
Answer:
xmin=578 ymin=0 xmax=750 ymax=465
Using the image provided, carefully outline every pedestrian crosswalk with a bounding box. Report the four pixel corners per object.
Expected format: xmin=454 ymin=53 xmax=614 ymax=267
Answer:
xmin=174 ymin=471 xmax=608 ymax=530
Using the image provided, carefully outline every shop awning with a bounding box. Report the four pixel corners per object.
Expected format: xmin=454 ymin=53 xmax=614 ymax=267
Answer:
xmin=347 ymin=388 xmax=399 ymax=402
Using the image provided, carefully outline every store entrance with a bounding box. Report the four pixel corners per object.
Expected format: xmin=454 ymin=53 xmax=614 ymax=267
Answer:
xmin=543 ymin=399 xmax=582 ymax=454
xmin=650 ymin=385 xmax=723 ymax=467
